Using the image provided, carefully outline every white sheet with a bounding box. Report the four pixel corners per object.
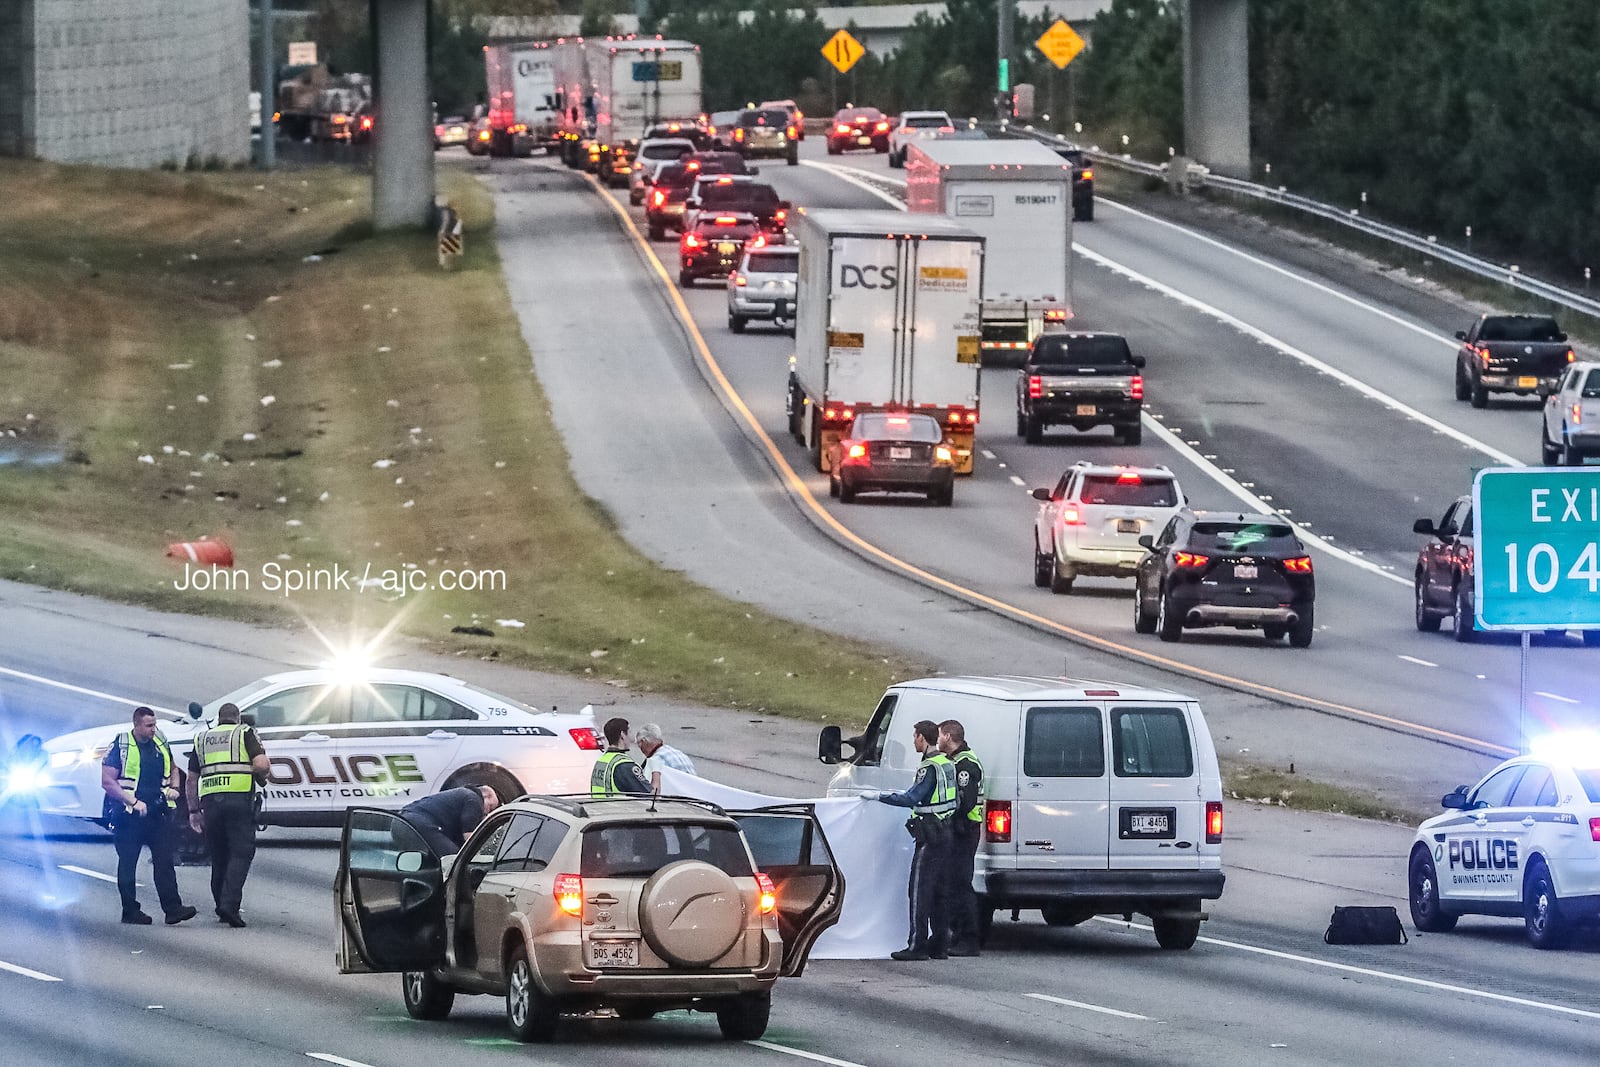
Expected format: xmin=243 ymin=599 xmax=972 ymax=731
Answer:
xmin=657 ymin=767 xmax=911 ymax=960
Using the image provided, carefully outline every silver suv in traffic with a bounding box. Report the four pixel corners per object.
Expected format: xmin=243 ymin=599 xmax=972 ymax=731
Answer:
xmin=727 ymin=244 xmax=798 ymax=334
xmin=335 ymin=795 xmax=843 ymax=1043
xmin=1032 ymin=462 xmax=1184 ymax=593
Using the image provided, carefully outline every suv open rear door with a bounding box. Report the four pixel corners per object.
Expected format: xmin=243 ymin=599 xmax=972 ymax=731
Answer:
xmin=729 ymin=804 xmax=845 ymax=977
xmin=336 ymin=807 xmax=448 ymax=974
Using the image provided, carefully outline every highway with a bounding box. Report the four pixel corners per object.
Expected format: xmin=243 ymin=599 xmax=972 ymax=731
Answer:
xmin=3 ymin=134 xmax=1598 ymax=1067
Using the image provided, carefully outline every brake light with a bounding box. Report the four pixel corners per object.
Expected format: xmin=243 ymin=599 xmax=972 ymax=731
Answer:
xmin=734 ymin=273 xmax=747 ymax=287
xmin=1590 ymin=817 xmax=1600 ymax=843
xmin=714 ymin=215 xmax=739 ymax=224
xmin=734 ymin=128 xmax=745 ymax=141
xmin=1206 ymin=802 xmax=1223 ymax=844
xmin=835 ymin=123 xmax=852 ymax=134
xmin=1081 ymin=168 xmax=1094 ymax=181
xmin=652 ymin=189 xmax=666 ymax=208
xmin=1174 ymin=551 xmax=1209 ymax=568
xmin=875 ymin=121 xmax=890 ymax=132
xmin=1028 ymin=375 xmax=1043 ymax=399
xmin=1043 ymin=308 xmax=1069 ymax=322
xmin=935 ymin=445 xmax=953 ymax=463
xmin=1283 ymin=556 xmax=1313 ymax=574
xmin=775 ymin=208 xmax=786 ymax=222
xmin=568 ymin=727 xmax=601 ymax=751
xmin=985 ymin=800 xmax=1012 ymax=842
xmin=887 ymin=417 xmax=909 ymax=427
xmin=683 ymin=233 xmax=702 ymax=248
xmin=555 ymin=873 xmax=583 ymax=916
xmin=1058 ymin=505 xmax=1083 ymax=525
xmin=1569 ymin=349 xmax=1578 ymax=363
xmin=686 ymin=160 xmax=701 ymax=170
xmin=1130 ymin=375 xmax=1144 ymax=400
xmin=847 ymin=443 xmax=867 ymax=459
xmin=755 ymin=872 xmax=777 ymax=914
xmin=359 ymin=115 xmax=373 ymax=130
xmin=787 ymin=125 xmax=797 ymax=138
xmin=1116 ymin=470 xmax=1142 ymax=484
xmin=1572 ymin=403 xmax=1583 ymax=424
xmin=1478 ymin=345 xmax=1493 ymax=363
xmin=478 ymin=129 xmax=491 ymax=142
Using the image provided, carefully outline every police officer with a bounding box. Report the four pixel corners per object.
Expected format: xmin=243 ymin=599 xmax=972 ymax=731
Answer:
xmin=864 ymin=719 xmax=957 ymax=961
xmin=400 ymin=785 xmax=501 ymax=856
xmin=939 ymin=719 xmax=984 ymax=957
xmin=100 ymin=706 xmax=197 ymax=926
xmin=186 ymin=702 xmax=269 ymax=928
xmin=591 ymin=717 xmax=650 ymax=797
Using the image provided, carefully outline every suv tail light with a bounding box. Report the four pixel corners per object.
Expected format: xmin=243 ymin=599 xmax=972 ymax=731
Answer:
xmin=787 ymin=125 xmax=797 ymax=138
xmin=1129 ymin=375 xmax=1144 ymax=401
xmin=985 ymin=800 xmax=1012 ymax=842
xmin=1027 ymin=375 xmax=1043 ymax=399
xmin=568 ymin=727 xmax=601 ymax=750
xmin=875 ymin=120 xmax=890 ymax=133
xmin=1206 ymin=802 xmax=1223 ymax=844
xmin=1590 ymin=817 xmax=1600 ymax=843
xmin=733 ymin=273 xmax=747 ymax=287
xmin=1174 ymin=551 xmax=1209 ymax=568
xmin=1058 ymin=505 xmax=1083 ymax=525
xmin=651 ymin=189 xmax=666 ymax=208
xmin=554 ymin=873 xmax=583 ymax=915
xmin=683 ymin=233 xmax=702 ymax=249
xmin=1283 ymin=556 xmax=1313 ymax=574
xmin=754 ymin=872 xmax=777 ymax=914
xmin=734 ymin=128 xmax=745 ymax=141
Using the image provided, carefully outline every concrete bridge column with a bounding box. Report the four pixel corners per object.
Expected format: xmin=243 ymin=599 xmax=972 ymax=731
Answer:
xmin=372 ymin=0 xmax=434 ymax=230
xmin=1182 ymin=0 xmax=1250 ymax=178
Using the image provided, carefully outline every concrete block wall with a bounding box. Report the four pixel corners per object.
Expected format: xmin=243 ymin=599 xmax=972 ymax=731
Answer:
xmin=25 ymin=0 xmax=249 ymax=167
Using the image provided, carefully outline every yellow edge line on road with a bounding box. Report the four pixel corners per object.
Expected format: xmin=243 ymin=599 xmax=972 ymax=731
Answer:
xmin=577 ymin=171 xmax=1513 ymax=759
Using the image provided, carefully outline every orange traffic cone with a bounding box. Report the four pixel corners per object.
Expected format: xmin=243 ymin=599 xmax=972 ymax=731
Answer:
xmin=166 ymin=539 xmax=234 ymax=567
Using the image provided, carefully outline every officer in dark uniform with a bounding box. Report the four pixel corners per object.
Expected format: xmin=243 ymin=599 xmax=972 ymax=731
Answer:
xmin=591 ymin=718 xmax=650 ymax=797
xmin=186 ymin=702 xmax=269 ymax=928
xmin=100 ymin=706 xmax=198 ymax=926
xmin=939 ymin=719 xmax=984 ymax=956
xmin=864 ymin=719 xmax=957 ymax=961
xmin=400 ymin=785 xmax=501 ymax=856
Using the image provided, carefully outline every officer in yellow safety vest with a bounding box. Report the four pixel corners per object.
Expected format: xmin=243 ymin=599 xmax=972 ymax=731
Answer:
xmin=862 ymin=719 xmax=958 ymax=961
xmin=185 ymin=702 xmax=269 ymax=928
xmin=939 ymin=719 xmax=985 ymax=957
xmin=100 ymin=706 xmax=197 ymax=925
xmin=590 ymin=717 xmax=651 ymax=797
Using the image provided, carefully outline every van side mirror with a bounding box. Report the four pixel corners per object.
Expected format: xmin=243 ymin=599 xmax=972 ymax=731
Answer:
xmin=1138 ymin=535 xmax=1155 ymax=550
xmin=187 ymin=701 xmax=204 ymax=721
xmin=1031 ymin=487 xmax=1052 ymax=501
xmin=1412 ymin=518 xmax=1436 ymax=537
xmin=1131 ymin=354 xmax=1147 ymax=369
xmin=1454 ymin=330 xmax=1467 ymax=341
xmin=818 ymin=725 xmax=843 ymax=765
xmin=1441 ymin=788 xmax=1470 ymax=810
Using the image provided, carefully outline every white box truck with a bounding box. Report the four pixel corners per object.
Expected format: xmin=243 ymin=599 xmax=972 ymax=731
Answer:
xmin=549 ymin=37 xmax=701 ymax=180
xmin=904 ymin=139 xmax=1074 ymax=366
xmin=786 ymin=209 xmax=985 ymax=475
xmin=483 ymin=43 xmax=559 ymax=156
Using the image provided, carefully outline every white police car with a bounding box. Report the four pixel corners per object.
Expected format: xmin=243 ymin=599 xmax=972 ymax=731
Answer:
xmin=29 ymin=668 xmax=602 ymax=827
xmin=1408 ymin=744 xmax=1600 ymax=949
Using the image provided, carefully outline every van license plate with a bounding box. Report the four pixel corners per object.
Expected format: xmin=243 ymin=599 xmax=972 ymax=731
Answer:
xmin=1518 ymin=376 xmax=1538 ymax=389
xmin=1076 ymin=404 xmax=1097 ymax=416
xmin=1233 ymin=564 xmax=1258 ymax=579
xmin=586 ymin=940 xmax=639 ymax=967
xmin=1120 ymin=807 xmax=1175 ymax=839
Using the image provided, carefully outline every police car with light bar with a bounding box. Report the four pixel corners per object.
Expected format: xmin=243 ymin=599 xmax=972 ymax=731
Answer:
xmin=1408 ymin=739 xmax=1600 ymax=949
xmin=23 ymin=668 xmax=601 ymax=828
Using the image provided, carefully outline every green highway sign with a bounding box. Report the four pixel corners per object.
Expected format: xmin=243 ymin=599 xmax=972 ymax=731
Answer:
xmin=1473 ymin=467 xmax=1600 ymax=630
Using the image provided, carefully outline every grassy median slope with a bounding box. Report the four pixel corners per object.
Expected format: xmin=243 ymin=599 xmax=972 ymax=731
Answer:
xmin=0 ymin=159 xmax=924 ymax=718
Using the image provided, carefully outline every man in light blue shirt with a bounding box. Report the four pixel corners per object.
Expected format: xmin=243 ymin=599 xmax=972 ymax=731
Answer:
xmin=636 ymin=722 xmax=696 ymax=793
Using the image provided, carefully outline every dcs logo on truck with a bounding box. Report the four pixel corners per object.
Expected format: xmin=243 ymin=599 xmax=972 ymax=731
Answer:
xmin=840 ymin=264 xmax=898 ymax=290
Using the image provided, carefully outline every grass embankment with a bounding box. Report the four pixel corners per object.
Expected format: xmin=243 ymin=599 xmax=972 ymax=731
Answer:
xmin=0 ymin=159 xmax=924 ymax=719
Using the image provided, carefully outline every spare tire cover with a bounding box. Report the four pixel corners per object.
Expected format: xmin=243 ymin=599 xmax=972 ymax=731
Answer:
xmin=638 ymin=860 xmax=745 ymax=967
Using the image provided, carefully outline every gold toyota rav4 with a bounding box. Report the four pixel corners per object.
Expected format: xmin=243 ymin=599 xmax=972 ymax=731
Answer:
xmin=334 ymin=795 xmax=844 ymax=1042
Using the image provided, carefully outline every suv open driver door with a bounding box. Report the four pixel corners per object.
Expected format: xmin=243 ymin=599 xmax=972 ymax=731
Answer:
xmin=336 ymin=807 xmax=448 ymax=974
xmin=730 ymin=805 xmax=845 ymax=977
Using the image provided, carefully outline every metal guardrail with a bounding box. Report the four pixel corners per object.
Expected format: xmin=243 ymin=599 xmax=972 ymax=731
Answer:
xmin=994 ymin=122 xmax=1600 ymax=322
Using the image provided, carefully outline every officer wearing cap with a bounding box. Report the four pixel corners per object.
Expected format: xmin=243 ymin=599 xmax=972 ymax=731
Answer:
xmin=939 ymin=719 xmax=984 ymax=956
xmin=862 ymin=719 xmax=957 ymax=961
xmin=590 ymin=717 xmax=650 ymax=797
xmin=186 ymin=702 xmax=269 ymax=928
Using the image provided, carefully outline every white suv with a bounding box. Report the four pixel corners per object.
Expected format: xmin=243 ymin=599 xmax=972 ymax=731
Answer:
xmin=887 ymin=110 xmax=954 ymax=167
xmin=1031 ymin=462 xmax=1184 ymax=594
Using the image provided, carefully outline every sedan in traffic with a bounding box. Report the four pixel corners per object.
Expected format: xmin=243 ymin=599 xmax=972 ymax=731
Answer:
xmin=827 ymin=107 xmax=890 ymax=155
xmin=827 ymin=412 xmax=955 ymax=505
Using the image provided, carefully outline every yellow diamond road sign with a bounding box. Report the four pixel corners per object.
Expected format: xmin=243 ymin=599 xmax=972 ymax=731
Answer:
xmin=822 ymin=29 xmax=865 ymax=74
xmin=1036 ymin=19 xmax=1086 ymax=69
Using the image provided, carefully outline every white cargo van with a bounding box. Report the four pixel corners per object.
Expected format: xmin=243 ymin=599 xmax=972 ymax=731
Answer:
xmin=818 ymin=676 xmax=1225 ymax=949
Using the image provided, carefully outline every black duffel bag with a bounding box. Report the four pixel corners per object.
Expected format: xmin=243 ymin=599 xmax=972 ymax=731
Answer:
xmin=1324 ymin=905 xmax=1408 ymax=945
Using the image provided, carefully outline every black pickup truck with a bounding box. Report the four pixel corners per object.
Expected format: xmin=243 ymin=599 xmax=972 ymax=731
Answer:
xmin=1015 ymin=332 xmax=1145 ymax=445
xmin=1453 ymin=314 xmax=1574 ymax=408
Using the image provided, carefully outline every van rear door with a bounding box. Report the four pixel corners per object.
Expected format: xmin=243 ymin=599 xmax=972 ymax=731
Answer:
xmin=1013 ymin=704 xmax=1109 ymax=871
xmin=1107 ymin=705 xmax=1201 ymax=872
